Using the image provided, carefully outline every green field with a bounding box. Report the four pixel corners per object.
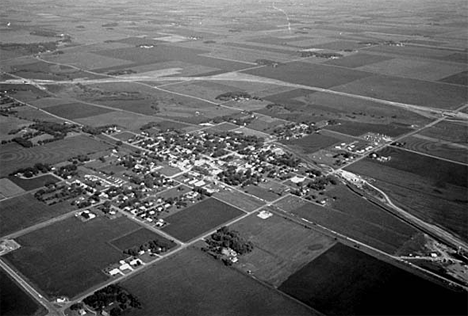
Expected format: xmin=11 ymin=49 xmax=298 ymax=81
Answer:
xmin=279 ymin=243 xmax=468 ymax=316
xmin=162 ymin=198 xmax=246 ymax=242
xmin=121 ymin=247 xmax=317 ymax=316
xmin=4 ymin=216 xmax=141 ymax=299
xmin=0 ymin=193 xmax=74 ymax=237
xmin=230 ymin=212 xmax=335 ymax=286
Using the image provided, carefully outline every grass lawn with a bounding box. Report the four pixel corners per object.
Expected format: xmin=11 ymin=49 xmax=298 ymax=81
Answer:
xmin=4 ymin=216 xmax=140 ymax=299
xmin=162 ymin=198 xmax=245 ymax=242
xmin=279 ymin=243 xmax=468 ymax=316
xmin=121 ymin=247 xmax=317 ymax=316
xmin=243 ymin=185 xmax=279 ymax=202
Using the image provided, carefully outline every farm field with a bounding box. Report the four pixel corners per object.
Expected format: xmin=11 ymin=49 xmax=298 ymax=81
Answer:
xmin=399 ymin=135 xmax=468 ymax=164
xmin=4 ymin=216 xmax=141 ymax=299
xmin=230 ymin=212 xmax=336 ymax=286
xmin=0 ymin=193 xmax=74 ymax=237
xmin=0 ymin=135 xmax=111 ymax=178
xmin=110 ymin=227 xmax=177 ymax=252
xmin=121 ymin=247 xmax=317 ymax=316
xmin=0 ymin=268 xmax=47 ymax=316
xmin=345 ymin=148 xmax=468 ymax=242
xmin=439 ymin=70 xmax=468 ymax=86
xmin=325 ymin=121 xmax=413 ymax=137
xmin=243 ymin=184 xmax=280 ymax=202
xmin=279 ymin=243 xmax=468 ymax=316
xmin=324 ymin=53 xmax=394 ymax=68
xmin=0 ymin=116 xmax=32 ymax=141
xmin=162 ymin=198 xmax=245 ymax=242
xmin=0 ymin=178 xmax=25 ymax=198
xmin=76 ymin=111 xmax=163 ymax=131
xmin=285 ymin=184 xmax=418 ymax=254
xmin=333 ymin=75 xmax=468 ymax=110
xmin=42 ymin=102 xmax=114 ymax=120
xmin=280 ymin=132 xmax=349 ymax=154
xmin=244 ymin=61 xmax=372 ymax=89
xmin=13 ymin=106 xmax=68 ymax=123
xmin=356 ymin=58 xmax=467 ymax=81
xmin=419 ymin=120 xmax=467 ymax=144
xmin=213 ymin=189 xmax=265 ymax=212
xmin=8 ymin=174 xmax=60 ymax=191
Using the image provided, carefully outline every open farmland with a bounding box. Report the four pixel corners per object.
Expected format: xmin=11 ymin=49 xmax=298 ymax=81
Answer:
xmin=121 ymin=247 xmax=317 ymax=316
xmin=0 ymin=116 xmax=32 ymax=141
xmin=439 ymin=70 xmax=468 ymax=86
xmin=213 ymin=189 xmax=265 ymax=212
xmin=110 ymin=227 xmax=177 ymax=252
xmin=419 ymin=120 xmax=467 ymax=144
xmin=279 ymin=243 xmax=468 ymax=316
xmin=42 ymin=102 xmax=114 ymax=120
xmin=76 ymin=111 xmax=165 ymax=131
xmin=333 ymin=75 xmax=468 ymax=110
xmin=243 ymin=185 xmax=279 ymax=202
xmin=356 ymin=58 xmax=468 ymax=81
xmin=0 ymin=193 xmax=73 ymax=237
xmin=0 ymin=268 xmax=47 ymax=316
xmin=162 ymin=198 xmax=245 ymax=242
xmin=280 ymin=132 xmax=351 ymax=154
xmin=4 ymin=216 xmax=141 ymax=299
xmin=325 ymin=121 xmax=413 ymax=137
xmin=244 ymin=61 xmax=372 ymax=89
xmin=346 ymin=148 xmax=468 ymax=242
xmin=284 ymin=184 xmax=418 ymax=254
xmin=324 ymin=53 xmax=394 ymax=69
xmin=0 ymin=178 xmax=25 ymax=198
xmin=8 ymin=174 xmax=60 ymax=191
xmin=0 ymin=135 xmax=111 ymax=178
xmin=399 ymin=134 xmax=468 ymax=164
xmin=230 ymin=212 xmax=336 ymax=286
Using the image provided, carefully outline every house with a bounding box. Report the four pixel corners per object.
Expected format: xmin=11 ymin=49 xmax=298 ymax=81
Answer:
xmin=109 ymin=268 xmax=121 ymax=276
